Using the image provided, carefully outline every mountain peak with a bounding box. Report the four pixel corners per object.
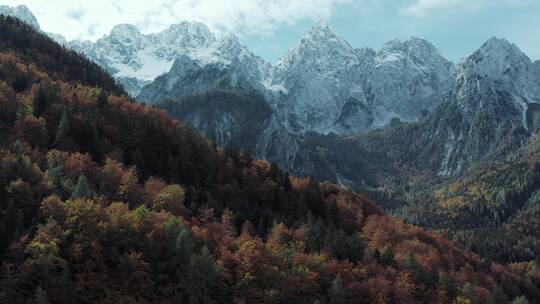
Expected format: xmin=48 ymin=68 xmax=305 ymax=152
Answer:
xmin=110 ymin=24 xmax=141 ymax=37
xmin=276 ymin=21 xmax=356 ymax=70
xmin=381 ymin=36 xmax=438 ymax=54
xmin=304 ymin=21 xmax=341 ymax=41
xmin=219 ymin=33 xmax=241 ymax=45
xmin=456 ymin=37 xmax=539 ymax=102
xmin=477 ymin=36 xmax=525 ymax=58
xmin=163 ymin=21 xmax=213 ymax=39
xmin=0 ymin=4 xmax=40 ymax=30
xmin=483 ymin=36 xmax=513 ymax=48
xmin=309 ymin=19 xmax=331 ymax=31
xmin=463 ymin=37 xmax=530 ymax=73
xmin=533 ymin=60 xmax=540 ymax=78
xmin=166 ymin=21 xmax=210 ymax=33
xmin=157 ymin=21 xmax=216 ymax=49
xmin=289 ymin=21 xmax=359 ymax=64
xmin=214 ymin=34 xmax=245 ymax=61
xmin=407 ymin=36 xmax=438 ymax=49
xmin=106 ymin=24 xmax=146 ymax=48
xmin=170 ymin=55 xmax=200 ymax=74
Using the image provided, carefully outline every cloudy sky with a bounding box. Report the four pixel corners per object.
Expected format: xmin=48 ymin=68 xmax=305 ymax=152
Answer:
xmin=2 ymin=0 xmax=540 ymax=63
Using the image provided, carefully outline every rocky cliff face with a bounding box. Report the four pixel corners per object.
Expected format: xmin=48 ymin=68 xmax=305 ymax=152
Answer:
xmin=532 ymin=60 xmax=540 ymax=83
xmin=271 ymin=23 xmax=369 ymax=134
xmin=137 ymin=53 xmax=301 ymax=171
xmin=271 ymin=25 xmax=456 ymax=135
xmin=272 ymin=37 xmax=540 ymax=192
xmin=68 ymin=22 xmax=224 ymax=96
xmin=366 ymin=37 xmax=456 ymax=123
xmin=347 ymin=37 xmax=540 ymax=180
xmin=433 ymin=38 xmax=540 ymax=174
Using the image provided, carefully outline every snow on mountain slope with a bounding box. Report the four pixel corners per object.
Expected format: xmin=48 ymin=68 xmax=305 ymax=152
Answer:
xmin=0 ymin=5 xmax=74 ymax=52
xmin=431 ymin=37 xmax=540 ymax=175
xmin=36 ymin=13 xmax=452 ymax=136
xmin=68 ymin=22 xmax=225 ymax=96
xmin=340 ymin=37 xmax=540 ymax=183
xmin=0 ymin=4 xmax=40 ymax=30
xmin=458 ymin=38 xmax=540 ymax=98
xmin=453 ymin=37 xmax=540 ymax=124
xmin=272 ymin=24 xmax=455 ymax=135
xmin=272 ymin=22 xmax=370 ymax=134
xmin=367 ymin=37 xmax=456 ymax=123
xmin=68 ymin=20 xmax=275 ymax=97
xmin=534 ymin=60 xmax=540 ymax=80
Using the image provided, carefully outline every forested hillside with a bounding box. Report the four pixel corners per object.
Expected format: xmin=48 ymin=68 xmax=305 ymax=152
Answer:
xmin=0 ymin=16 xmax=539 ymax=303
xmin=383 ymin=134 xmax=540 ymax=264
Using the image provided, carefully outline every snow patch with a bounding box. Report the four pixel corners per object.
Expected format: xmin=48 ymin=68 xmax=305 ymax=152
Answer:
xmin=336 ymin=173 xmax=354 ymax=189
xmin=112 ymin=48 xmax=175 ymax=81
xmin=438 ymin=130 xmax=456 ymax=176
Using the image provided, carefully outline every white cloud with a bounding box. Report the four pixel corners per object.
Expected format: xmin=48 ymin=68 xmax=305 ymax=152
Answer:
xmin=0 ymin=0 xmax=350 ymax=41
xmin=65 ymin=2 xmax=87 ymax=20
xmin=402 ymin=0 xmax=483 ymax=16
xmin=402 ymin=0 xmax=540 ymax=16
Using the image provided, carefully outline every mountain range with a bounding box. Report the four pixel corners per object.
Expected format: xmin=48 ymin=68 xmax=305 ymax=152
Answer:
xmin=8 ymin=7 xmax=454 ymax=136
xmin=4 ymin=5 xmax=540 ymax=264
xmin=76 ymin=21 xmax=456 ymax=134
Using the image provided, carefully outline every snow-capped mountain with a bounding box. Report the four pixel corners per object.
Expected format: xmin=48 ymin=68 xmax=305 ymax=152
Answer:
xmin=534 ymin=60 xmax=540 ymax=80
xmin=352 ymin=37 xmax=540 ymax=177
xmin=452 ymin=37 xmax=540 ymax=132
xmin=303 ymin=37 xmax=540 ymax=192
xmin=136 ymin=32 xmax=272 ymax=101
xmin=73 ymin=21 xmax=275 ymax=97
xmin=0 ymin=4 xmax=40 ymax=30
xmin=69 ymin=22 xmax=223 ymax=96
xmin=457 ymin=37 xmax=540 ymax=101
xmin=270 ymin=24 xmax=456 ymax=135
xmin=271 ymin=22 xmax=370 ymax=134
xmin=140 ymin=22 xmax=456 ymax=136
xmin=367 ymin=37 xmax=456 ymax=123
xmin=433 ymin=37 xmax=540 ymax=174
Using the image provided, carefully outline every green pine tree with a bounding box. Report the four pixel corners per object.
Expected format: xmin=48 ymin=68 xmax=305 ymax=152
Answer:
xmin=380 ymin=247 xmax=396 ymax=267
xmin=461 ymin=282 xmax=476 ymax=304
xmin=11 ymin=139 xmax=24 ymax=156
xmin=188 ymin=247 xmax=217 ymax=304
xmin=373 ymin=248 xmax=381 ymax=263
xmin=439 ymin=272 xmax=457 ymax=300
xmin=329 ymin=275 xmax=347 ymax=304
xmin=32 ymin=285 xmax=50 ymax=304
xmin=72 ymin=175 xmax=92 ymax=199
xmin=97 ymin=89 xmax=108 ymax=109
xmin=32 ymin=84 xmax=48 ymax=118
xmin=53 ymin=109 xmax=76 ymax=151
xmin=487 ymin=285 xmax=508 ymax=304
xmin=404 ymin=251 xmax=426 ymax=284
xmin=511 ymin=295 xmax=529 ymax=304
